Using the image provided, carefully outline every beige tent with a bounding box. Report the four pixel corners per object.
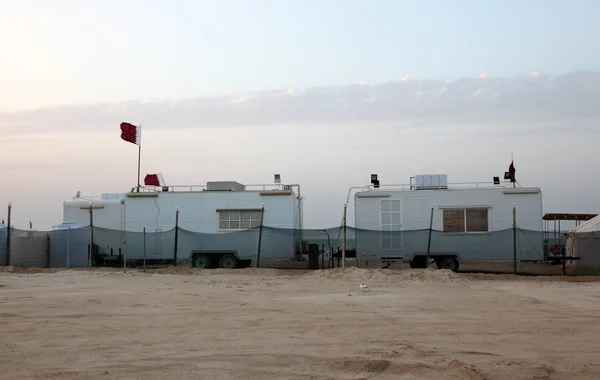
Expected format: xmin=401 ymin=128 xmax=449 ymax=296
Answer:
xmin=565 ymin=215 xmax=600 ymax=273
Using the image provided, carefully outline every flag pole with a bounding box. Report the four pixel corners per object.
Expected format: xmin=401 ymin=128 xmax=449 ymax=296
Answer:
xmin=137 ymin=124 xmax=142 ymax=192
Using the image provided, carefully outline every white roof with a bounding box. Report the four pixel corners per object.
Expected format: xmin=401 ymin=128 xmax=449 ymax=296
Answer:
xmin=569 ymin=214 xmax=600 ymax=234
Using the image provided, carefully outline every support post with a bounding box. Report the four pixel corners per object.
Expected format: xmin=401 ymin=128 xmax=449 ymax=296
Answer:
xmin=143 ymin=227 xmax=147 ymax=272
xmin=123 ymin=200 xmax=127 ymax=274
xmin=342 ymin=204 xmax=347 ymax=269
xmin=330 ymin=247 xmax=334 ymax=269
xmin=88 ymin=201 xmax=94 ymax=268
xmin=256 ymin=205 xmax=265 ymax=268
xmin=173 ymin=207 xmax=179 ymax=266
xmin=321 ymin=244 xmax=325 ymax=269
xmin=426 ymin=205 xmax=434 ymax=269
xmin=513 ymin=203 xmax=517 ymax=274
xmin=6 ymin=202 xmax=11 ymax=266
xmin=562 ymin=245 xmax=567 ymax=275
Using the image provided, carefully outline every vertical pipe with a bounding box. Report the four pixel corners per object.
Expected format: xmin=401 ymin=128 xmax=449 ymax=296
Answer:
xmin=513 ymin=203 xmax=517 ymax=274
xmin=426 ymin=205 xmax=434 ymax=269
xmin=6 ymin=202 xmax=11 ymax=266
xmin=256 ymin=205 xmax=265 ymax=268
xmin=143 ymin=227 xmax=146 ymax=272
xmin=342 ymin=204 xmax=347 ymax=269
xmin=321 ymin=244 xmax=325 ymax=269
xmin=173 ymin=207 xmax=179 ymax=266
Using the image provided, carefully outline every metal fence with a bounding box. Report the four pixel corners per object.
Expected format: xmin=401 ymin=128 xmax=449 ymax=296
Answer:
xmin=1 ymin=224 xmax=595 ymax=275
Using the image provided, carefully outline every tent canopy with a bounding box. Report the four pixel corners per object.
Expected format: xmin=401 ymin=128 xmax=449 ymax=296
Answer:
xmin=566 ymin=214 xmax=600 ymax=273
xmin=568 ymin=214 xmax=600 ymax=235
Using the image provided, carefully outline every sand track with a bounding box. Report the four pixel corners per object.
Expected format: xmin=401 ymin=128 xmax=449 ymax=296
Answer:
xmin=1 ymin=267 xmax=600 ymax=379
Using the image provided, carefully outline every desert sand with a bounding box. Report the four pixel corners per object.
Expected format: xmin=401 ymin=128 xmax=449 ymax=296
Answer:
xmin=1 ymin=266 xmax=600 ymax=379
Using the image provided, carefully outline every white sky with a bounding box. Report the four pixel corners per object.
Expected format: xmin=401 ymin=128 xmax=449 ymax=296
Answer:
xmin=1 ymin=1 xmax=599 ymax=230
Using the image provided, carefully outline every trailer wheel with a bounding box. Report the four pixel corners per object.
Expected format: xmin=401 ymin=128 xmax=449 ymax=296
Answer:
xmin=437 ymin=257 xmax=459 ymax=272
xmin=219 ymin=254 xmax=238 ymax=269
xmin=193 ymin=254 xmax=210 ymax=269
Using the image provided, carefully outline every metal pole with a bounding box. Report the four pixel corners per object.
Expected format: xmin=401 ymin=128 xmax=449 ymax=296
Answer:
xmin=173 ymin=207 xmax=179 ymax=266
xmin=426 ymin=205 xmax=434 ymax=269
xmin=562 ymin=244 xmax=567 ymax=275
xmin=342 ymin=204 xmax=347 ymax=269
xmin=6 ymin=202 xmax=11 ymax=266
xmin=89 ymin=202 xmax=94 ymax=268
xmin=67 ymin=228 xmax=71 ymax=269
xmin=513 ymin=203 xmax=517 ymax=274
xmin=143 ymin=227 xmax=146 ymax=272
xmin=297 ymin=186 xmax=303 ymax=260
xmin=123 ymin=200 xmax=127 ymax=273
xmin=256 ymin=205 xmax=265 ymax=268
xmin=136 ymin=124 xmax=142 ymax=192
xmin=330 ymin=247 xmax=334 ymax=268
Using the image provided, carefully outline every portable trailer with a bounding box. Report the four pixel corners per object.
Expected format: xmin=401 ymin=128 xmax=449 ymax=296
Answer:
xmin=61 ymin=181 xmax=304 ymax=269
xmin=351 ymin=174 xmax=544 ymax=271
xmin=123 ymin=180 xmax=304 ymax=269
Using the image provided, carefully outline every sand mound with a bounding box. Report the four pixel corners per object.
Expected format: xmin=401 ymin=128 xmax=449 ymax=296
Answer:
xmin=0 ymin=266 xmax=62 ymax=274
xmin=146 ymin=266 xmax=284 ymax=277
xmin=462 ymin=273 xmax=600 ymax=283
xmin=305 ymin=267 xmax=467 ymax=284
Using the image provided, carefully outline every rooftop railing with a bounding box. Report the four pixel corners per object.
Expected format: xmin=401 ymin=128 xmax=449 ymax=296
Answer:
xmin=69 ymin=183 xmax=299 ymax=201
xmin=364 ymin=181 xmax=521 ymax=192
xmin=132 ymin=183 xmax=293 ymax=193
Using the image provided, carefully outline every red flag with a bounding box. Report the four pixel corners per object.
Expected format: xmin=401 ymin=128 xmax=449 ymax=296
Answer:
xmin=508 ymin=161 xmax=516 ymax=182
xmin=144 ymin=173 xmax=165 ymax=187
xmin=144 ymin=174 xmax=160 ymax=186
xmin=120 ymin=122 xmax=140 ymax=145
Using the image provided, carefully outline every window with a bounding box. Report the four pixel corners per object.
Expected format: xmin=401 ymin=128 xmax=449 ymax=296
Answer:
xmin=442 ymin=208 xmax=489 ymax=233
xmin=218 ymin=210 xmax=263 ymax=231
xmin=381 ymin=199 xmax=402 ymax=250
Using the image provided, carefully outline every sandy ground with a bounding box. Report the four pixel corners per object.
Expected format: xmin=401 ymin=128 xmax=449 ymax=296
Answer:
xmin=1 ymin=267 xmax=600 ymax=380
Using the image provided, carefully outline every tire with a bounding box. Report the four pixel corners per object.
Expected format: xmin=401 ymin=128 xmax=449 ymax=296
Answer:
xmin=437 ymin=257 xmax=460 ymax=272
xmin=193 ymin=254 xmax=210 ymax=269
xmin=219 ymin=254 xmax=238 ymax=269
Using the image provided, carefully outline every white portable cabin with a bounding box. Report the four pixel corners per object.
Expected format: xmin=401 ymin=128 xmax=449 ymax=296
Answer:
xmin=63 ymin=193 xmax=126 ymax=229
xmin=352 ymin=174 xmax=544 ymax=265
xmin=124 ymin=181 xmax=303 ymax=262
xmin=62 ymin=193 xmax=126 ymax=256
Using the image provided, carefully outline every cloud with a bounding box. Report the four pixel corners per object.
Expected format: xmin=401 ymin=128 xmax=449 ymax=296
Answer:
xmin=1 ymin=71 xmax=599 ymax=137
